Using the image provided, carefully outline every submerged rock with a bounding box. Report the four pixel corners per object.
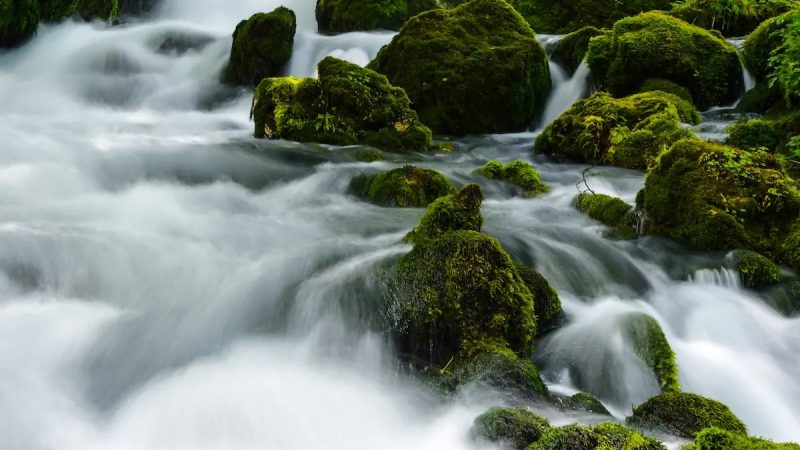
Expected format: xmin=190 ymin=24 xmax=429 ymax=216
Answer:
xmin=587 ymin=12 xmax=742 ymax=110
xmin=315 ymin=0 xmax=440 ymax=32
xmin=627 ymin=392 xmax=747 ymax=438
xmin=621 ymin=313 xmax=680 ymax=394
xmin=226 ymin=7 xmax=296 ymax=87
xmin=252 ymin=57 xmax=433 ymax=152
xmin=349 ymin=165 xmax=455 ymax=207
xmin=368 ymin=0 xmax=551 ymax=135
xmin=471 ymin=406 xmax=551 ymax=449
xmin=477 ymin=159 xmax=549 ymax=198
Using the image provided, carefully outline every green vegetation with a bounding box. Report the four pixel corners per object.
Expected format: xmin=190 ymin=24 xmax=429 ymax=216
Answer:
xmin=627 ymin=392 xmax=747 ymax=438
xmin=472 ymin=406 xmax=551 ymax=449
xmin=768 ymin=10 xmax=800 ymax=108
xmin=477 ymin=160 xmax=549 ymax=198
xmin=515 ymin=262 xmax=562 ymax=333
xmin=592 ymin=422 xmax=666 ymax=450
xmin=742 ymin=11 xmax=800 ymax=111
xmin=728 ymin=119 xmax=783 ymax=151
xmin=37 ymin=0 xmax=118 ymax=22
xmin=518 ymin=0 xmax=673 ymax=34
xmin=527 ymin=422 xmax=665 ymax=450
xmin=0 ymin=0 xmax=39 ymax=48
xmin=670 ymin=0 xmax=799 ymax=36
xmin=686 ymin=426 xmax=800 ymax=449
xmin=639 ymin=79 xmax=694 ymax=104
xmin=551 ymin=26 xmax=607 ymax=74
xmin=315 ymin=0 xmax=440 ymax=32
xmin=349 ymin=165 xmax=455 ymax=207
xmin=731 ymin=250 xmax=783 ymax=288
xmin=621 ymin=313 xmax=680 ymax=394
xmin=404 ymin=183 xmax=483 ymax=244
xmin=226 ymin=7 xmax=296 ymax=87
xmin=567 ymin=392 xmax=611 ymax=415
xmin=573 ymin=193 xmax=633 ymax=227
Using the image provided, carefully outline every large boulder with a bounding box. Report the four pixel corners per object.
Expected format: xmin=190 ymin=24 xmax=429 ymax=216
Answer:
xmin=368 ymin=0 xmax=551 ymax=135
xmin=518 ymin=0 xmax=673 ymax=34
xmin=731 ymin=250 xmax=783 ymax=288
xmin=587 ymin=12 xmax=743 ymax=110
xmin=252 ymin=57 xmax=433 ymax=152
xmin=315 ymin=0 xmax=440 ymax=32
xmin=670 ymin=0 xmax=799 ymax=37
xmin=0 ymin=0 xmax=39 ymax=48
xmin=349 ymin=165 xmax=455 ymax=207
xmin=627 ymin=392 xmax=747 ymax=438
xmin=477 ymin=160 xmax=548 ymax=198
xmin=472 ymin=406 xmax=551 ymax=450
xmin=226 ymin=7 xmax=296 ymax=87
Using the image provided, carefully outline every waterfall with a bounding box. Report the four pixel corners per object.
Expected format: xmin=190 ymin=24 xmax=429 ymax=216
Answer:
xmin=537 ymin=61 xmax=590 ymax=130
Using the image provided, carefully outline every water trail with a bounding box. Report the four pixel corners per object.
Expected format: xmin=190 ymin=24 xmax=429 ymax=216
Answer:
xmin=537 ymin=62 xmax=590 ymax=130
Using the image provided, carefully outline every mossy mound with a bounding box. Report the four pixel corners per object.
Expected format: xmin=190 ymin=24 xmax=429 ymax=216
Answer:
xmin=535 ymin=91 xmax=699 ymax=170
xmin=587 ymin=12 xmax=743 ymax=110
xmin=686 ymin=426 xmax=800 ymax=450
xmin=567 ymin=392 xmax=611 ymax=415
xmin=515 ymin=262 xmax=561 ymax=334
xmin=315 ymin=0 xmax=440 ymax=32
xmin=574 ymin=193 xmax=633 ymax=227
xmin=478 ymin=160 xmax=549 ymax=198
xmin=551 ymin=26 xmax=607 ymax=75
xmin=526 ymin=422 xmax=666 ymax=450
xmin=670 ymin=0 xmax=799 ymax=36
xmin=639 ymin=139 xmax=800 ymax=252
xmin=38 ymin=0 xmax=118 ymax=22
xmin=368 ymin=0 xmax=551 ymax=135
xmin=519 ymin=0 xmax=673 ymax=34
xmin=779 ymin=221 xmax=800 ymax=272
xmin=349 ymin=147 xmax=385 ymax=162
xmin=0 ymin=0 xmax=39 ymax=48
xmin=732 ymin=250 xmax=783 ymax=288
xmin=349 ymin=165 xmax=455 ymax=207
xmin=440 ymin=345 xmax=548 ymax=399
xmin=621 ymin=313 xmax=680 ymax=394
xmin=226 ymin=7 xmax=296 ymax=87
xmin=592 ymin=422 xmax=666 ymax=450
xmin=253 ymin=57 xmax=432 ymax=152
xmin=639 ymin=79 xmax=694 ymax=104
xmin=627 ymin=392 xmax=747 ymax=438
xmin=404 ymin=184 xmax=483 ymax=244
xmin=743 ymin=12 xmax=787 ymax=81
xmin=472 ymin=406 xmax=551 ymax=449
xmin=727 ymin=119 xmax=783 ymax=152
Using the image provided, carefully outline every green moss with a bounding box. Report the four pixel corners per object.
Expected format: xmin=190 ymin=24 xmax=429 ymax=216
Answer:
xmin=535 ymin=91 xmax=699 ymax=170
xmin=253 ymin=57 xmax=432 ymax=153
xmin=639 ymin=139 xmax=800 ymax=252
xmin=689 ymin=426 xmax=800 ymax=450
xmin=621 ymin=313 xmax=680 ymax=394
xmin=350 ymin=165 xmax=455 ymax=207
xmin=627 ymin=392 xmax=747 ymax=438
xmin=744 ymin=13 xmax=786 ymax=81
xmin=592 ymin=422 xmax=666 ymax=450
xmin=732 ymin=250 xmax=783 ymax=288
xmin=519 ymin=0 xmax=673 ymax=34
xmin=568 ymin=392 xmax=611 ymax=415
xmin=472 ymin=406 xmax=551 ymax=449
xmin=0 ymin=0 xmax=39 ymax=48
xmin=736 ymin=83 xmax=784 ymax=114
xmin=37 ymin=0 xmax=118 ymax=22
xmin=478 ymin=160 xmax=549 ymax=198
xmin=728 ymin=119 xmax=783 ymax=152
xmin=404 ymin=184 xmax=483 ymax=244
xmin=515 ymin=262 xmax=562 ymax=333
xmin=527 ymin=424 xmax=610 ymax=450
xmin=226 ymin=7 xmax=296 ymax=87
xmin=670 ymin=0 xmax=799 ymax=36
xmin=639 ymin=79 xmax=693 ymax=104
xmin=368 ymin=0 xmax=551 ymax=135
xmin=779 ymin=221 xmax=800 ymax=271
xmin=349 ymin=147 xmax=384 ymax=162
xmin=574 ymin=193 xmax=637 ymax=239
xmin=551 ymin=26 xmax=607 ymax=74
xmin=586 ymin=12 xmax=743 ymax=110
xmin=315 ymin=0 xmax=441 ymax=32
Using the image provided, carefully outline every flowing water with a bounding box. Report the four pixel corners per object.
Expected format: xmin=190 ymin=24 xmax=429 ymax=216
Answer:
xmin=1 ymin=1 xmax=799 ymax=449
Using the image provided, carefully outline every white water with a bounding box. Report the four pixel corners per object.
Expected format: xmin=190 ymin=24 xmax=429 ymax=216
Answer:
xmin=538 ymin=62 xmax=590 ymax=130
xmin=1 ymin=2 xmax=799 ymax=449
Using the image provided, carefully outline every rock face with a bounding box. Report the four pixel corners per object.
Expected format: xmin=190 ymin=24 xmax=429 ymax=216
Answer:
xmin=587 ymin=12 xmax=743 ymax=110
xmin=315 ymin=0 xmax=440 ymax=32
xmin=226 ymin=7 xmax=296 ymax=87
xmin=349 ymin=165 xmax=455 ymax=207
xmin=368 ymin=0 xmax=551 ymax=135
xmin=252 ymin=57 xmax=433 ymax=152
xmin=627 ymin=392 xmax=748 ymax=438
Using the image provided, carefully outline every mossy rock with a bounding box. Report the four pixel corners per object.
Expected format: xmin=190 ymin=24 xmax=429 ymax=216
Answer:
xmin=226 ymin=7 xmax=296 ymax=87
xmin=368 ymin=0 xmax=551 ymax=135
xmin=574 ymin=193 xmax=633 ymax=227
xmin=586 ymin=12 xmax=743 ymax=110
xmin=627 ymin=392 xmax=747 ymax=438
xmin=253 ymin=57 xmax=433 ymax=153
xmin=527 ymin=424 xmax=609 ymax=450
xmin=592 ymin=422 xmax=666 ymax=450
xmin=478 ymin=160 xmax=549 ymax=198
xmin=551 ymin=26 xmax=607 ymax=75
xmin=638 ymin=139 xmax=800 ymax=252
xmin=639 ymin=79 xmax=693 ymax=104
xmin=472 ymin=406 xmax=551 ymax=449
xmin=519 ymin=0 xmax=673 ymax=34
xmin=732 ymin=250 xmax=783 ymax=288
xmin=37 ymin=0 xmax=118 ymax=22
xmin=515 ymin=262 xmax=562 ymax=333
xmin=780 ymin=221 xmax=800 ymax=272
xmin=0 ymin=0 xmax=39 ymax=48
xmin=349 ymin=165 xmax=455 ymax=207
xmin=736 ymin=83 xmax=784 ymax=115
xmin=535 ymin=91 xmax=699 ymax=170
xmin=670 ymin=0 xmax=799 ymax=36
xmin=348 ymin=147 xmax=385 ymax=162
xmin=686 ymin=426 xmax=800 ymax=450
xmin=566 ymin=392 xmax=611 ymax=415
xmin=404 ymin=184 xmax=483 ymax=244
xmin=315 ymin=0 xmax=440 ymax=32
xmin=727 ymin=119 xmax=783 ymax=152
xmin=621 ymin=313 xmax=680 ymax=394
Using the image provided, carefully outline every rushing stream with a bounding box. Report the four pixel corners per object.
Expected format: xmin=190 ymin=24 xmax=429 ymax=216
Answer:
xmin=1 ymin=1 xmax=799 ymax=449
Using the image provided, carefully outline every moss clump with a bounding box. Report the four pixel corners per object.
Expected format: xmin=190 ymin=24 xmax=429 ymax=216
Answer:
xmin=727 ymin=119 xmax=783 ymax=152
xmin=535 ymin=91 xmax=699 ymax=170
xmin=478 ymin=160 xmax=549 ymax=198
xmin=568 ymin=392 xmax=611 ymax=415
xmin=404 ymin=184 xmax=483 ymax=244
xmin=441 ymin=345 xmax=548 ymax=399
xmin=315 ymin=0 xmax=440 ymax=32
xmin=743 ymin=13 xmax=786 ymax=81
xmin=627 ymin=392 xmax=747 ymax=438
xmin=349 ymin=147 xmax=384 ymax=162
xmin=732 ymin=250 xmax=783 ymax=288
xmin=226 ymin=7 xmax=296 ymax=87
xmin=368 ymin=0 xmax=551 ymax=135
xmin=670 ymin=0 xmax=799 ymax=36
xmin=621 ymin=313 xmax=680 ymax=394
xmin=687 ymin=426 xmax=800 ymax=450
xmin=0 ymin=0 xmax=39 ymax=48
xmin=551 ymin=26 xmax=607 ymax=75
xmin=253 ymin=57 xmax=432 ymax=153
xmin=592 ymin=422 xmax=666 ymax=450
xmin=515 ymin=262 xmax=561 ymax=334
xmin=638 ymin=139 xmax=800 ymax=252
xmin=472 ymin=406 xmax=551 ymax=449
xmin=350 ymin=165 xmax=455 ymax=207
xmin=574 ymin=193 xmax=637 ymax=239
xmin=779 ymin=221 xmax=800 ymax=271
xmin=519 ymin=0 xmax=673 ymax=34
xmin=639 ymin=79 xmax=694 ymax=104
xmin=527 ymin=424 xmax=609 ymax=450
xmin=587 ymin=12 xmax=743 ymax=110
xmin=37 ymin=0 xmax=119 ymax=22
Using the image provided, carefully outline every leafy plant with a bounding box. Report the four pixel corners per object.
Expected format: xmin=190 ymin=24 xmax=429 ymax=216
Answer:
xmin=768 ymin=10 xmax=800 ymax=107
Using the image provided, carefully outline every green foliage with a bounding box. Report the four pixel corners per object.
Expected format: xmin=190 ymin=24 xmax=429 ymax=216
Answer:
xmin=478 ymin=160 xmax=549 ymax=198
xmin=779 ymin=220 xmax=800 ymax=271
xmin=315 ymin=0 xmax=441 ymax=32
xmin=226 ymin=7 xmax=296 ymax=87
xmin=639 ymin=79 xmax=694 ymax=103
xmin=688 ymin=426 xmax=800 ymax=449
xmin=732 ymin=250 xmax=783 ymax=287
xmin=514 ymin=262 xmax=562 ymax=333
xmin=37 ymin=0 xmax=118 ymax=22
xmin=728 ymin=119 xmax=783 ymax=151
xmin=768 ymin=10 xmax=800 ymax=108
xmin=368 ymin=0 xmax=551 ymax=135
xmin=518 ymin=0 xmax=673 ymax=34
xmin=349 ymin=165 xmax=455 ymax=207
xmin=551 ymin=26 xmax=607 ymax=74
xmin=0 ymin=0 xmax=39 ymax=48
xmin=349 ymin=147 xmax=385 ymax=162
xmin=621 ymin=313 xmax=680 ymax=394
xmin=670 ymin=0 xmax=799 ymax=36
xmin=252 ymin=57 xmax=433 ymax=153
xmin=472 ymin=406 xmax=551 ymax=449
xmin=627 ymin=392 xmax=748 ymax=438
xmin=404 ymin=184 xmax=483 ymax=244
xmin=586 ymin=12 xmax=743 ymax=110
xmin=592 ymin=422 xmax=667 ymax=450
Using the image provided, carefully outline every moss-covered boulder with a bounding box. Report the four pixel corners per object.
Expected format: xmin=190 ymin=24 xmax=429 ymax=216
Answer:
xmin=687 ymin=426 xmax=800 ymax=450
xmin=252 ymin=57 xmax=433 ymax=152
xmin=587 ymin=12 xmax=743 ymax=110
xmin=573 ymin=193 xmax=635 ymax=237
xmin=551 ymin=26 xmax=607 ymax=75
xmin=727 ymin=119 xmax=783 ymax=152
xmin=349 ymin=147 xmax=384 ymax=162
xmin=37 ymin=0 xmax=119 ymax=22
xmin=315 ymin=0 xmax=440 ymax=32
xmin=478 ymin=160 xmax=548 ymax=198
xmin=368 ymin=0 xmax=551 ymax=135
xmin=780 ymin=221 xmax=800 ymax=272
xmin=621 ymin=313 xmax=680 ymax=394
xmin=535 ymin=91 xmax=699 ymax=170
xmin=670 ymin=0 xmax=799 ymax=36
xmin=731 ymin=250 xmax=783 ymax=288
xmin=404 ymin=184 xmax=483 ymax=244
xmin=592 ymin=422 xmax=666 ymax=450
xmin=639 ymin=79 xmax=694 ymax=104
xmin=566 ymin=392 xmax=611 ymax=415
xmin=519 ymin=0 xmax=673 ymax=34
xmin=226 ymin=7 xmax=295 ymax=87
xmin=440 ymin=345 xmax=548 ymax=399
xmin=527 ymin=422 xmax=667 ymax=450
xmin=0 ymin=0 xmax=39 ymax=48
xmin=515 ymin=262 xmax=561 ymax=333
xmin=472 ymin=406 xmax=550 ymax=449
xmin=627 ymin=392 xmax=747 ymax=438
xmin=349 ymin=165 xmax=455 ymax=207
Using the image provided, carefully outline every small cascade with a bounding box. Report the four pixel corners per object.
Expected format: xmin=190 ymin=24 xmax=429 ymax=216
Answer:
xmin=689 ymin=268 xmax=741 ymax=289
xmin=537 ymin=61 xmax=590 ymax=130
xmin=287 ymin=31 xmax=395 ymax=78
